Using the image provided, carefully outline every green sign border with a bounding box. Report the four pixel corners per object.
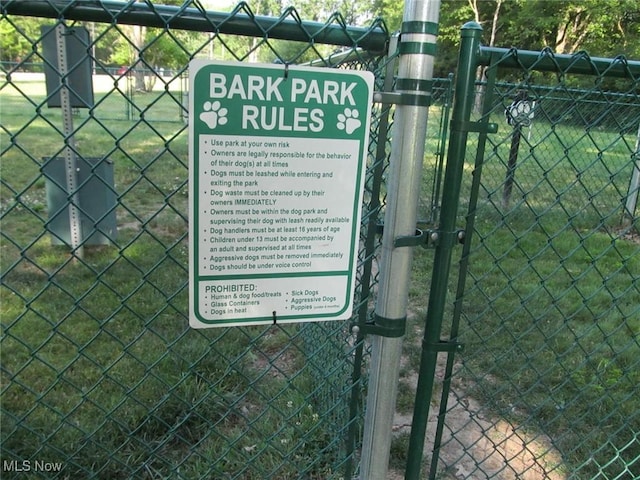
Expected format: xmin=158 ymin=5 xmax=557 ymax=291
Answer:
xmin=189 ymin=60 xmax=373 ymax=327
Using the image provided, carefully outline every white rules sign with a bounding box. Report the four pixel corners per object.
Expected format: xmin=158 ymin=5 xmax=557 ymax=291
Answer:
xmin=189 ymin=60 xmax=374 ymax=328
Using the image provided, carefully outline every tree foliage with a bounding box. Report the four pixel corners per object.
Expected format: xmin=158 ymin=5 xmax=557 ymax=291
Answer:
xmin=0 ymin=16 xmax=49 ymax=65
xmin=372 ymin=0 xmax=640 ymax=77
xmin=1 ymin=0 xmax=638 ymax=78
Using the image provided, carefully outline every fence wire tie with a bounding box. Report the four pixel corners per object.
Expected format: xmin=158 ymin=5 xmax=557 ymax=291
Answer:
xmin=272 ymin=310 xmax=277 ymax=324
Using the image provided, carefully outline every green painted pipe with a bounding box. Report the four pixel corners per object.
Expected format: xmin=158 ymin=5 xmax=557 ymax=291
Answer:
xmin=0 ymin=0 xmax=389 ymax=54
xmin=404 ymin=21 xmax=483 ymax=480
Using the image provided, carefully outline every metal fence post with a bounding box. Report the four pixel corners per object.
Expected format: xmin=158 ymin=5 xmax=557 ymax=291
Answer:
xmin=55 ymin=23 xmax=84 ymax=258
xmin=405 ymin=21 xmax=483 ymax=480
xmin=359 ymin=1 xmax=441 ymax=478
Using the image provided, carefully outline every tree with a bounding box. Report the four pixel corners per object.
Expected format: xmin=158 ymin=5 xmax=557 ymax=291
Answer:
xmin=0 ymin=16 xmax=48 ymax=66
xmin=374 ymin=0 xmax=638 ymax=76
xmin=501 ymin=0 xmax=639 ymax=57
xmin=109 ymin=24 xmax=147 ymax=90
xmin=2 ymin=0 xmax=637 ymax=77
xmin=108 ymin=0 xmax=196 ymax=91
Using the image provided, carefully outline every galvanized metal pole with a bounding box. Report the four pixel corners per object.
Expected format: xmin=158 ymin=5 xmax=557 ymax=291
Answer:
xmin=405 ymin=22 xmax=484 ymax=480
xmin=56 ymin=24 xmax=84 ymax=259
xmin=359 ymin=1 xmax=441 ymax=478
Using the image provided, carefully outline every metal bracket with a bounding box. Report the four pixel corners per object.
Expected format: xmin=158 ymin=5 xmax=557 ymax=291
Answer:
xmin=373 ymin=91 xmax=430 ymax=107
xmin=393 ymin=228 xmax=466 ymax=249
xmin=450 ymin=120 xmax=498 ymax=134
xmin=423 ymin=339 xmax=465 ymax=353
xmin=357 ymin=314 xmax=407 ymax=338
xmin=373 ymin=70 xmax=433 ymax=107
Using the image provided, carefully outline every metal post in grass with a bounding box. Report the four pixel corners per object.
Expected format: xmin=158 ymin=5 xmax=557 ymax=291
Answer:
xmin=55 ymin=23 xmax=84 ymax=259
xmin=502 ymin=90 xmax=533 ymax=209
xmin=405 ymin=22 xmax=484 ymax=480
xmin=503 ymin=123 xmax=521 ymax=209
xmin=359 ymin=1 xmax=440 ymax=478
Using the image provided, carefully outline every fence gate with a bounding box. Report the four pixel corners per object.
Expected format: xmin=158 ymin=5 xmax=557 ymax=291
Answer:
xmin=0 ymin=2 xmax=394 ymax=479
xmin=410 ymin=22 xmax=639 ymax=480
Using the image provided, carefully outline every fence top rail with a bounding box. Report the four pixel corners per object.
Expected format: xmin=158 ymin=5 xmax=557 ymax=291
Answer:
xmin=492 ymin=80 xmax=639 ymax=100
xmin=479 ymin=45 xmax=640 ymax=79
xmin=0 ymin=0 xmax=389 ymax=54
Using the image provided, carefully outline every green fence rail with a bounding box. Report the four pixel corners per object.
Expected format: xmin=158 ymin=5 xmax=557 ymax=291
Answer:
xmin=0 ymin=2 xmax=392 ymax=478
xmin=417 ymin=26 xmax=639 ymax=480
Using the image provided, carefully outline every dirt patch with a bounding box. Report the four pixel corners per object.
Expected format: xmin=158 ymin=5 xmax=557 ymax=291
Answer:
xmin=250 ymin=349 xmax=298 ymax=379
xmin=388 ymin=357 xmax=566 ymax=479
xmin=616 ymin=226 xmax=640 ymax=244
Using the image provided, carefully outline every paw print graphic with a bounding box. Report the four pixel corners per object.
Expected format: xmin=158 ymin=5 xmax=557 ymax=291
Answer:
xmin=199 ymin=101 xmax=228 ymax=129
xmin=337 ymin=108 xmax=361 ymax=135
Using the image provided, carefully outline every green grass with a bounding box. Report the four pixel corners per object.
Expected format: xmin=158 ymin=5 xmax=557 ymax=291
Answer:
xmin=457 ymin=213 xmax=639 ymax=476
xmin=405 ymin=108 xmax=639 ymax=478
xmin=1 ymin=75 xmax=350 ymax=479
xmin=2 ymin=73 xmax=639 ymax=479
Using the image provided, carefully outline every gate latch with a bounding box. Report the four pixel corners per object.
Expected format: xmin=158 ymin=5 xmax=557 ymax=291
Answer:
xmin=394 ymin=228 xmax=466 ymax=249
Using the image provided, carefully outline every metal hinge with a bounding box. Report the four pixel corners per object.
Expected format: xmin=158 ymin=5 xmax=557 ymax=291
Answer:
xmin=450 ymin=120 xmax=498 ymax=134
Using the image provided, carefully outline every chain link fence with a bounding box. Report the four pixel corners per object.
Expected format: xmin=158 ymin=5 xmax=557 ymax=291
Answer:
xmin=427 ymin=47 xmax=639 ymax=479
xmin=0 ymin=1 xmax=392 ymax=478
xmin=5 ymin=3 xmax=639 ymax=479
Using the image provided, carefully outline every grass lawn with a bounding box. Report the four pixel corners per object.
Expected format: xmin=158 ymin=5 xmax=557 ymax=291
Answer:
xmin=1 ymin=74 xmax=352 ymax=479
xmin=1 ymin=72 xmax=638 ymax=479
xmin=402 ymin=105 xmax=639 ymax=478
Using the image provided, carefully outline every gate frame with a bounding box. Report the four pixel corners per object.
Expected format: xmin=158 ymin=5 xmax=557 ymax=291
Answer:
xmin=406 ymin=21 xmax=640 ymax=480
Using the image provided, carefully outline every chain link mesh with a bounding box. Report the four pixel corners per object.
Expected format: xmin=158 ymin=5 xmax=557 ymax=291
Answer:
xmin=0 ymin=1 xmax=390 ymax=478
xmin=432 ymin=50 xmax=639 ymax=479
xmin=6 ymin=2 xmax=638 ymax=478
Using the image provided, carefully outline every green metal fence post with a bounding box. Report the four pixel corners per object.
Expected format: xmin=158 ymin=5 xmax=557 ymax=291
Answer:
xmin=345 ymin=33 xmax=400 ymax=480
xmin=426 ymin=53 xmax=498 ymax=479
xmin=360 ymin=1 xmax=441 ymax=478
xmin=404 ymin=21 xmax=483 ymax=480
xmin=428 ymin=73 xmax=454 ymax=224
